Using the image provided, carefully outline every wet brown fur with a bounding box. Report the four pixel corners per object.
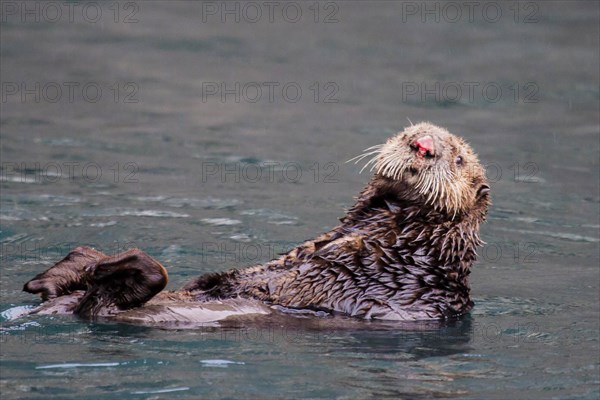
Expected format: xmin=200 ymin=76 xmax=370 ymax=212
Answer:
xmin=24 ymin=122 xmax=490 ymax=321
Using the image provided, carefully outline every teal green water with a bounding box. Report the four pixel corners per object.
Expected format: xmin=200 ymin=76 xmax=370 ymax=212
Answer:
xmin=1 ymin=1 xmax=598 ymax=399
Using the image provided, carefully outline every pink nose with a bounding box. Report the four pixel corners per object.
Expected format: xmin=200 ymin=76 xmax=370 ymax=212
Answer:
xmin=413 ymin=135 xmax=435 ymax=155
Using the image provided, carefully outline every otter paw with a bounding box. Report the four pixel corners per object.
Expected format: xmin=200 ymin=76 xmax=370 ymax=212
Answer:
xmin=74 ymin=248 xmax=168 ymax=318
xmin=23 ymin=246 xmax=106 ymax=301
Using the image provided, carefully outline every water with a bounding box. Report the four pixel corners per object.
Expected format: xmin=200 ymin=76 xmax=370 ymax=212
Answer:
xmin=1 ymin=1 xmax=598 ymax=399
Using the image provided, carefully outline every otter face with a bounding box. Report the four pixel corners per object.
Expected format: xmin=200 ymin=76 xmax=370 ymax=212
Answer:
xmin=353 ymin=122 xmax=490 ymax=219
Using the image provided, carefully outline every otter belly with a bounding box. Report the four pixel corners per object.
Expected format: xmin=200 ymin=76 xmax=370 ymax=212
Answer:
xmin=24 ymin=293 xmax=271 ymax=326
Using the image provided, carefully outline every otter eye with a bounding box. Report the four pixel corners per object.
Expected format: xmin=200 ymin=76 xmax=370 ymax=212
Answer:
xmin=455 ymin=155 xmax=463 ymax=166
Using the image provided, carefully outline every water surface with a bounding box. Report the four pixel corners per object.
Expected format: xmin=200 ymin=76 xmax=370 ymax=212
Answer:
xmin=1 ymin=1 xmax=598 ymax=399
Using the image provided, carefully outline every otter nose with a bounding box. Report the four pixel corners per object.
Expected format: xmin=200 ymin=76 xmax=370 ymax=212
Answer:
xmin=412 ymin=135 xmax=435 ymax=157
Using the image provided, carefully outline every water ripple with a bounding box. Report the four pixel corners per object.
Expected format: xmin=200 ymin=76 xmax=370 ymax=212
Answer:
xmin=36 ymin=362 xmax=120 ymax=369
xmin=201 ymin=218 xmax=242 ymax=226
xmin=240 ymin=208 xmax=298 ymax=225
xmin=131 ymin=387 xmax=190 ymax=394
xmin=82 ymin=209 xmax=190 ymax=218
xmin=473 ymin=296 xmax=564 ymax=316
xmin=494 ymin=227 xmax=599 ymax=243
xmin=200 ymin=359 xmax=245 ymax=367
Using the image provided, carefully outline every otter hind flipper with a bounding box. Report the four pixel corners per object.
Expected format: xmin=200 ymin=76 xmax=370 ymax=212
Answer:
xmin=23 ymin=246 xmax=106 ymax=301
xmin=74 ymin=249 xmax=168 ymax=318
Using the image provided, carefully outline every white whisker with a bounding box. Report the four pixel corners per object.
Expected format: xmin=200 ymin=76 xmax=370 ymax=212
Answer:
xmin=347 ymin=150 xmax=380 ymax=164
xmin=390 ymin=161 xmax=402 ymax=180
xmin=346 ymin=144 xmax=384 ymax=164
xmin=363 ymin=144 xmax=385 ymax=151
xmin=360 ymin=155 xmax=380 ymax=174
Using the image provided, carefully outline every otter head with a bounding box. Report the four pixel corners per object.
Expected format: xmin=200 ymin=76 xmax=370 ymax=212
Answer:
xmin=353 ymin=122 xmax=490 ymax=220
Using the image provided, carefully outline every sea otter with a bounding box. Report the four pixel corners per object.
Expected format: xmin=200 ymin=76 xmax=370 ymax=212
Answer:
xmin=23 ymin=122 xmax=490 ymax=323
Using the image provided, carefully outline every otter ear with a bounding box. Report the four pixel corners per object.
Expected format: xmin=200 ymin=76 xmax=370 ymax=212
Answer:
xmin=476 ymin=184 xmax=490 ymax=199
